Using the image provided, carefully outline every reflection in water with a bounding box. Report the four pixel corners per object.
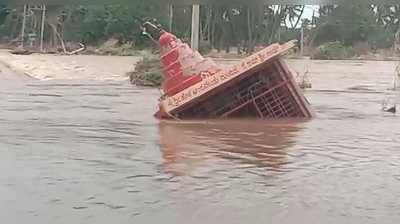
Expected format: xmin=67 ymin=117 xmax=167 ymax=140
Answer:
xmin=159 ymin=119 xmax=304 ymax=176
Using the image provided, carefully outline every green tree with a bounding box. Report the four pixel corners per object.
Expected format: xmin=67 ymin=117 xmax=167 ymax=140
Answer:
xmin=0 ymin=5 xmax=9 ymax=26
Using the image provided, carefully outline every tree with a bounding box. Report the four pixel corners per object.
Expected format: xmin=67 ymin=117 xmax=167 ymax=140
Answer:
xmin=313 ymin=3 xmax=380 ymax=46
xmin=0 ymin=5 xmax=9 ymax=26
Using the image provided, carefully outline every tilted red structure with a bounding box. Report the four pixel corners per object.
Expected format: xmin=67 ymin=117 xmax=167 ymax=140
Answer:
xmin=145 ymin=23 xmax=313 ymax=120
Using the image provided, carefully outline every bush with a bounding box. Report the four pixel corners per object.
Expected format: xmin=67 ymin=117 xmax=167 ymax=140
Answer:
xmin=128 ymin=55 xmax=163 ymax=87
xmin=367 ymin=28 xmax=394 ymax=51
xmin=199 ymin=41 xmax=212 ymax=55
xmin=312 ymin=41 xmax=355 ymax=60
xmin=93 ymin=38 xmax=139 ymax=56
xmin=352 ymin=42 xmax=370 ymax=55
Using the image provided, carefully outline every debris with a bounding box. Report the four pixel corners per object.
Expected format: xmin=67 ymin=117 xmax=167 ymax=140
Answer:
xmin=393 ymin=62 xmax=400 ymax=90
xmin=382 ymin=62 xmax=400 ymax=114
xmin=9 ymin=42 xmax=85 ymax=55
xmin=142 ymin=22 xmax=313 ymax=120
xmin=96 ymin=38 xmax=119 ymax=55
xmin=382 ymin=98 xmax=397 ymax=114
xmin=93 ymin=38 xmax=137 ymax=56
xmin=384 ymin=105 xmax=396 ymax=113
xmin=65 ymin=43 xmax=86 ymax=55
xmin=296 ymin=65 xmax=312 ymax=89
xmin=10 ymin=48 xmax=33 ymax=55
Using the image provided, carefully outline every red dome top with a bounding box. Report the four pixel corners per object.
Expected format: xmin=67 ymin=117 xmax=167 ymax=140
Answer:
xmin=157 ymin=31 xmax=218 ymax=97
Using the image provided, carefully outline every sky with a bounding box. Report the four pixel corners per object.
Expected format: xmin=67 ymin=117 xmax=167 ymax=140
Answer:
xmin=283 ymin=5 xmax=320 ymax=28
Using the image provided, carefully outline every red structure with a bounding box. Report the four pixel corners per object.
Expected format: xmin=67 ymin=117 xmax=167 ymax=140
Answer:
xmin=158 ymin=31 xmax=219 ymax=97
xmin=144 ymin=23 xmax=313 ymax=120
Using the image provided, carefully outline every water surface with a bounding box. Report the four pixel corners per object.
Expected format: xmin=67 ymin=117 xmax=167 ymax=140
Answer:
xmin=1 ymin=60 xmax=400 ymax=224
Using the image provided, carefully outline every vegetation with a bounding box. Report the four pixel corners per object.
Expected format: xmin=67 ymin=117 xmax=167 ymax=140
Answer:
xmin=312 ymin=41 xmax=355 ymax=60
xmin=128 ymin=56 xmax=163 ymax=87
xmin=1 ymin=2 xmax=400 ymax=58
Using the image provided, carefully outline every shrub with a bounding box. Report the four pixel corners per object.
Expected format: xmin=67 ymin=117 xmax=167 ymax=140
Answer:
xmin=199 ymin=41 xmax=212 ymax=55
xmin=367 ymin=28 xmax=394 ymax=51
xmin=128 ymin=55 xmax=163 ymax=87
xmin=312 ymin=41 xmax=355 ymax=60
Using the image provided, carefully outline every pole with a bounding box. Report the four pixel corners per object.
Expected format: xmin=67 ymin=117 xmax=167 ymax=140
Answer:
xmin=247 ymin=6 xmax=252 ymax=53
xmin=191 ymin=4 xmax=200 ymax=50
xmin=168 ymin=4 xmax=173 ymax=32
xmin=40 ymin=4 xmax=46 ymax=52
xmin=20 ymin=4 xmax=27 ymax=48
xmin=300 ymin=26 xmax=304 ymax=57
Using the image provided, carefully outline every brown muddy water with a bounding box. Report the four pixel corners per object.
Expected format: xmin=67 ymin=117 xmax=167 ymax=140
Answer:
xmin=1 ymin=59 xmax=400 ymax=224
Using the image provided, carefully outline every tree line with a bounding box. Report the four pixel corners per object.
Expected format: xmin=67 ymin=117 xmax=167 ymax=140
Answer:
xmin=1 ymin=2 xmax=400 ymax=55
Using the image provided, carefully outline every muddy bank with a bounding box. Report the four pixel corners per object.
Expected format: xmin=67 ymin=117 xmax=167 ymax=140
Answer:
xmin=1 ymin=48 xmax=398 ymax=94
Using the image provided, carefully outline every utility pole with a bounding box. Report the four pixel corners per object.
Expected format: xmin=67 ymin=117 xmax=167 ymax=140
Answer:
xmin=168 ymin=4 xmax=173 ymax=32
xmin=300 ymin=25 xmax=304 ymax=57
xmin=191 ymin=4 xmax=200 ymax=51
xmin=40 ymin=4 xmax=46 ymax=52
xmin=20 ymin=4 xmax=27 ymax=48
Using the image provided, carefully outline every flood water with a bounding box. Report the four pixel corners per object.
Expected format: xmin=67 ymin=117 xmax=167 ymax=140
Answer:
xmin=1 ymin=60 xmax=400 ymax=223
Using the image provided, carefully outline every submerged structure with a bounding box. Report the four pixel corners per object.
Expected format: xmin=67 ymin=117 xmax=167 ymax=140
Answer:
xmin=143 ymin=22 xmax=313 ymax=120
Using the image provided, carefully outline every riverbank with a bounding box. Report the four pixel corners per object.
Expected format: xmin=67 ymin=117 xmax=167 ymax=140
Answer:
xmin=1 ymin=48 xmax=398 ymax=93
xmin=206 ymin=44 xmax=400 ymax=61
